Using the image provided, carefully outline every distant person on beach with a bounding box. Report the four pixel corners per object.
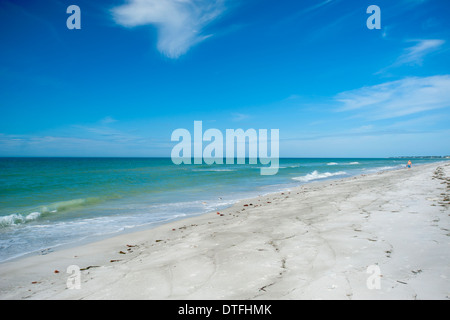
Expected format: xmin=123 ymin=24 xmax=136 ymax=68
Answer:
xmin=407 ymin=160 xmax=412 ymax=169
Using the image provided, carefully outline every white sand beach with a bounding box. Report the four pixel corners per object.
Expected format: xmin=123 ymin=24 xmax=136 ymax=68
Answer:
xmin=0 ymin=162 xmax=449 ymax=300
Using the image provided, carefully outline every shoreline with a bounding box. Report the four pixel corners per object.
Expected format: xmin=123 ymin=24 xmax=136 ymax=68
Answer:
xmin=0 ymin=161 xmax=449 ymax=299
xmin=0 ymin=161 xmax=433 ymax=264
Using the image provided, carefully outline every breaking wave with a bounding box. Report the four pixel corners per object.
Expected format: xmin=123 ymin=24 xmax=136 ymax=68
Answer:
xmin=292 ymin=170 xmax=347 ymax=182
xmin=0 ymin=197 xmax=108 ymax=228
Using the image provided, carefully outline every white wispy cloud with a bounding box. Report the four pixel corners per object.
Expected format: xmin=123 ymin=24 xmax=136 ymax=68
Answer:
xmin=112 ymin=0 xmax=226 ymax=58
xmin=0 ymin=129 xmax=166 ymax=157
xmin=396 ymin=39 xmax=445 ymax=66
xmin=100 ymin=116 xmax=118 ymax=125
xmin=335 ymin=75 xmax=450 ymax=120
xmin=300 ymin=0 xmax=334 ymax=14
xmin=0 ymin=133 xmax=104 ymax=156
xmin=231 ymin=112 xmax=250 ymax=122
xmin=72 ymin=117 xmax=145 ymax=144
xmin=376 ymin=39 xmax=445 ymax=74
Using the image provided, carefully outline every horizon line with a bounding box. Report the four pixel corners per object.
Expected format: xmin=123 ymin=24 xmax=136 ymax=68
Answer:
xmin=0 ymin=156 xmax=449 ymax=159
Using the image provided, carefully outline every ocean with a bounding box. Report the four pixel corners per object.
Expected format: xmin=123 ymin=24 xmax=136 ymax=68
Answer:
xmin=0 ymin=157 xmax=444 ymax=262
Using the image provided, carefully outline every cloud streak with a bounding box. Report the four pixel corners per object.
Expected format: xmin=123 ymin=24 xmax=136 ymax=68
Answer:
xmin=112 ymin=0 xmax=226 ymax=58
xmin=335 ymin=75 xmax=450 ymax=120
xmin=376 ymin=39 xmax=445 ymax=74
xmin=396 ymin=39 xmax=445 ymax=66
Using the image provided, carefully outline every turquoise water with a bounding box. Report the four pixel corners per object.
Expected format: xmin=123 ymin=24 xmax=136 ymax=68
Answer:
xmin=0 ymin=157 xmax=444 ymax=262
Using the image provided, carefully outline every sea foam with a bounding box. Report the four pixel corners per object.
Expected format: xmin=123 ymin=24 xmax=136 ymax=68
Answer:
xmin=0 ymin=211 xmax=42 ymax=227
xmin=292 ymin=170 xmax=347 ymax=182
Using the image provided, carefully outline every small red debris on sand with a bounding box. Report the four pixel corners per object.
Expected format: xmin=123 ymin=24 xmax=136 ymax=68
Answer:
xmin=54 ymin=270 xmax=60 ymax=274
xmin=267 ymin=201 xmax=271 ymax=204
xmin=220 ymin=214 xmax=224 ymax=216
xmin=119 ymin=251 xmax=126 ymax=254
xmin=172 ymin=228 xmax=176 ymax=231
xmin=31 ymin=281 xmax=40 ymax=284
xmin=244 ymin=204 xmax=249 ymax=207
xmin=217 ymin=212 xmax=221 ymax=215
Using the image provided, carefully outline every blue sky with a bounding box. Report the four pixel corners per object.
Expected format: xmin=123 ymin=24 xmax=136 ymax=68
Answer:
xmin=0 ymin=0 xmax=449 ymax=157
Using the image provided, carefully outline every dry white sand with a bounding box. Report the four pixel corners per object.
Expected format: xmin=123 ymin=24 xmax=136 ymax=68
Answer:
xmin=0 ymin=162 xmax=449 ymax=300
